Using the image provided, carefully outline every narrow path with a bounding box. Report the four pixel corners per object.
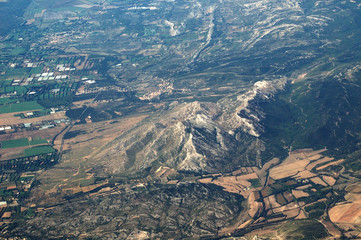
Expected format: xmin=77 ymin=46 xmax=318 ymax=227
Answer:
xmin=56 ymin=92 xmax=102 ymax=161
xmin=189 ymin=9 xmax=215 ymax=63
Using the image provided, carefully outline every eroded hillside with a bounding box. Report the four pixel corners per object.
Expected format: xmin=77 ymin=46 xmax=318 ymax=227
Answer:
xmin=1 ymin=0 xmax=361 ymax=239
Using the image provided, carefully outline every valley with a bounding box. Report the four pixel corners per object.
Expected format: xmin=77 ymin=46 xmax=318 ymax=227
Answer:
xmin=0 ymin=0 xmax=361 ymax=239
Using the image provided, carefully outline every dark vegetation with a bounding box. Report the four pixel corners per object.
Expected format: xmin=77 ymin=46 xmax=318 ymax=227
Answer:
xmin=277 ymin=220 xmax=329 ymax=240
xmin=125 ymin=131 xmax=155 ymax=169
xmin=0 ymin=152 xmax=58 ymax=174
xmin=248 ymin=178 xmax=261 ymax=188
xmin=7 ymin=183 xmax=244 ymax=239
xmin=63 ymin=130 xmax=87 ymax=140
xmin=305 ymin=201 xmax=326 ymax=219
xmin=37 ymin=96 xmax=73 ymax=108
xmin=0 ymin=0 xmax=30 ymax=36
xmin=260 ymin=75 xmax=361 ymax=161
xmin=65 ymin=106 xmax=113 ymax=122
xmin=344 ymin=150 xmax=361 ymax=173
xmin=0 ymin=0 xmax=361 ymax=238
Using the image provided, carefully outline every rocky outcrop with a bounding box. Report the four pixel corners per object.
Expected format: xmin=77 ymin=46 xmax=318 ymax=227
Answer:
xmin=219 ymin=79 xmax=287 ymax=137
xmin=92 ymin=80 xmax=286 ymax=174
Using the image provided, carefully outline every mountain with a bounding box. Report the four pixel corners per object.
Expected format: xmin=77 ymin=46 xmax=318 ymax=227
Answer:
xmin=1 ymin=0 xmax=361 ymax=239
xmin=91 ymin=79 xmax=286 ymax=175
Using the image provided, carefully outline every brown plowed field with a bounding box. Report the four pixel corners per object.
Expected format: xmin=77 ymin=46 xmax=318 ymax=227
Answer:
xmin=203 ymin=173 xmax=260 ymax=197
xmin=237 ymin=172 xmax=258 ymax=180
xmin=296 ymin=210 xmax=307 ymax=219
xmin=0 ymin=146 xmax=28 ymax=160
xmin=283 ymin=191 xmax=294 ymax=202
xmin=306 ymin=154 xmax=323 ymax=161
xmin=306 ymin=157 xmax=334 ymax=171
xmin=316 ymin=159 xmax=344 ymax=171
xmin=294 ymin=170 xmax=317 ymax=180
xmin=282 ymin=208 xmax=300 ymax=219
xmin=0 ymin=111 xmax=66 ymax=125
xmin=345 ymin=193 xmax=361 ymax=202
xmin=322 ymin=175 xmax=336 ymax=186
xmin=310 ymin=177 xmax=327 ymax=186
xmin=267 ymin=195 xmax=282 ymax=209
xmin=292 ymin=190 xmax=309 ymax=198
xmin=346 ymin=183 xmax=361 ymax=193
xmin=198 ymin=177 xmax=212 ymax=183
xmin=267 ymin=149 xmax=329 ymax=180
xmin=296 ymin=184 xmax=312 ymax=190
xmin=269 ymin=159 xmax=310 ymax=180
xmin=320 ymin=219 xmax=342 ymax=238
xmin=276 ymin=193 xmax=287 ymax=205
xmin=264 ymin=197 xmax=271 ymax=211
xmin=329 ymin=202 xmax=361 ymax=224
xmin=272 ymin=202 xmax=299 ymax=214
xmin=249 ymin=191 xmax=263 ymax=218
xmin=0 ymin=126 xmax=63 ymax=142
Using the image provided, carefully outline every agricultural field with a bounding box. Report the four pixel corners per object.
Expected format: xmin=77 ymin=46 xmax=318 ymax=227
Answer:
xmin=199 ymin=172 xmax=259 ymax=198
xmin=0 ymin=98 xmax=18 ymax=105
xmin=24 ymin=146 xmax=55 ymax=157
xmin=328 ymin=183 xmax=361 ymax=238
xmin=33 ymin=114 xmax=148 ymax=193
xmin=0 ymin=0 xmax=361 ymax=238
xmin=0 ymin=101 xmax=43 ymax=114
xmin=0 ymin=136 xmax=53 ymax=161
xmin=0 ymin=111 xmax=66 ymax=125
xmin=0 ymin=138 xmax=29 ymax=149
xmin=0 ymin=152 xmax=58 ymax=222
xmin=195 ymin=149 xmax=361 ymax=238
xmin=0 ymin=137 xmax=47 ymax=149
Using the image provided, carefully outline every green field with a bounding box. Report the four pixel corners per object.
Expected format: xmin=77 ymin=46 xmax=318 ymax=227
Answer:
xmin=0 ymin=101 xmax=44 ymax=113
xmin=248 ymin=178 xmax=262 ymax=188
xmin=1 ymin=138 xmax=29 ymax=149
xmin=0 ymin=85 xmax=27 ymax=95
xmin=30 ymin=137 xmax=48 ymax=145
xmin=1 ymin=137 xmax=48 ymax=149
xmin=0 ymin=97 xmax=18 ymax=105
xmin=29 ymin=66 xmax=43 ymax=75
xmin=9 ymin=47 xmax=26 ymax=55
xmin=24 ymin=146 xmax=55 ymax=157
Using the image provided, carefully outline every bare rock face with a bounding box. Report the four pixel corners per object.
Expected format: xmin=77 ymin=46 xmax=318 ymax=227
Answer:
xmin=219 ymin=79 xmax=287 ymax=137
xmin=93 ymin=80 xmax=285 ymax=174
